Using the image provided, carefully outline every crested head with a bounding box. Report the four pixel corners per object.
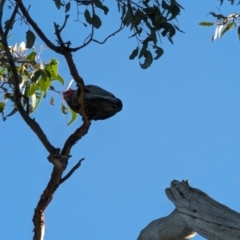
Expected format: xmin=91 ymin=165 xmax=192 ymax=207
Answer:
xmin=63 ymin=88 xmax=75 ymax=100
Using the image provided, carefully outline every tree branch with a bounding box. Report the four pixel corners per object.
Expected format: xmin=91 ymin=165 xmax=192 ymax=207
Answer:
xmin=70 ymin=21 xmax=125 ymax=52
xmin=15 ymin=0 xmax=62 ymax=53
xmin=0 ymin=5 xmax=57 ymax=155
xmin=33 ymin=154 xmax=66 ymax=240
xmin=138 ymin=209 xmax=197 ymax=240
xmin=138 ymin=180 xmax=240 ymax=240
xmin=60 ymin=158 xmax=85 ymax=184
xmin=92 ymin=22 xmax=125 ymax=45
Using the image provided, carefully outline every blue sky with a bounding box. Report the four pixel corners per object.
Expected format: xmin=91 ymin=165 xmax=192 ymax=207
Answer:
xmin=1 ymin=1 xmax=240 ymax=239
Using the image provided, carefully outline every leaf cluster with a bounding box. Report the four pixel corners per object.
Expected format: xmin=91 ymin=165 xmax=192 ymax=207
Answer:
xmin=199 ymin=12 xmax=240 ymax=41
xmin=0 ymin=42 xmax=64 ymax=120
xmin=52 ymin=0 xmax=184 ymax=69
xmin=119 ymin=0 xmax=184 ymax=68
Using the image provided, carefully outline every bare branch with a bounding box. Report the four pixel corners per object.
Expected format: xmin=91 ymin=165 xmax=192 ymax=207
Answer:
xmin=138 ymin=209 xmax=197 ymax=240
xmin=67 ymin=3 xmax=95 ymax=51
xmin=59 ymin=14 xmax=70 ymax=33
xmin=139 ymin=180 xmax=240 ymax=240
xmin=15 ymin=0 xmax=62 ymax=53
xmin=60 ymin=158 xmax=85 ymax=184
xmin=92 ymin=22 xmax=125 ymax=45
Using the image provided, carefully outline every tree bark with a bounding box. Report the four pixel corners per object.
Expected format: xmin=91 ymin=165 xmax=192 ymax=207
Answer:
xmin=138 ymin=180 xmax=240 ymax=240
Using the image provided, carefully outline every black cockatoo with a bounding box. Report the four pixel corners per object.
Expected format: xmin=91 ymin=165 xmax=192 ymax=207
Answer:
xmin=63 ymin=85 xmax=122 ymax=120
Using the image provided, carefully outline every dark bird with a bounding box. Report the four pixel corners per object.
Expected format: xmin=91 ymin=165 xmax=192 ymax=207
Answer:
xmin=63 ymin=85 xmax=122 ymax=120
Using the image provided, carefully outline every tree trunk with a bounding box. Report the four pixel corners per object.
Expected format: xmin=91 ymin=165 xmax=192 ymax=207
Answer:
xmin=137 ymin=180 xmax=240 ymax=240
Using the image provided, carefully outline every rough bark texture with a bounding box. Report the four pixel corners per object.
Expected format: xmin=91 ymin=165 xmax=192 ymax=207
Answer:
xmin=137 ymin=209 xmax=196 ymax=240
xmin=138 ymin=180 xmax=240 ymax=240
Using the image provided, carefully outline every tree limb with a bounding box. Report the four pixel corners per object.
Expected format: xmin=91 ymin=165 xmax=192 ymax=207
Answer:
xmin=166 ymin=180 xmax=240 ymax=240
xmin=0 ymin=4 xmax=57 ymax=155
xmin=15 ymin=0 xmax=62 ymax=53
xmin=92 ymin=22 xmax=125 ymax=44
xmin=138 ymin=209 xmax=197 ymax=240
xmin=138 ymin=180 xmax=240 ymax=240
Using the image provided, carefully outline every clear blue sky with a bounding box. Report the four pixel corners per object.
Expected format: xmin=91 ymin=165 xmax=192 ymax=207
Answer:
xmin=1 ymin=1 xmax=240 ymax=239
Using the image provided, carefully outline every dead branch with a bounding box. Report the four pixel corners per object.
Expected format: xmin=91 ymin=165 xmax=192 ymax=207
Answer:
xmin=138 ymin=180 xmax=240 ymax=240
xmin=138 ymin=209 xmax=197 ymax=240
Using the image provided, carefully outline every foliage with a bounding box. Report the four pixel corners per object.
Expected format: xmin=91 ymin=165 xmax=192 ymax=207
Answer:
xmin=199 ymin=0 xmax=240 ymax=41
xmin=199 ymin=12 xmax=240 ymax=41
xmin=52 ymin=0 xmax=185 ymax=69
xmin=0 ymin=42 xmax=65 ymax=120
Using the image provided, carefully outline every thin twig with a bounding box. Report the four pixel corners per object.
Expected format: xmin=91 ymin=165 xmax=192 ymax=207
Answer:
xmin=15 ymin=0 xmax=62 ymax=53
xmin=92 ymin=23 xmax=125 ymax=45
xmin=60 ymin=158 xmax=85 ymax=184
xmin=3 ymin=3 xmax=18 ymax=39
xmin=68 ymin=3 xmax=95 ymax=51
xmin=59 ymin=14 xmax=70 ymax=33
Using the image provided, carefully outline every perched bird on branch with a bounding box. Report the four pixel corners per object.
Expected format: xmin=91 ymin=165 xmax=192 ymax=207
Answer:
xmin=63 ymin=85 xmax=122 ymax=120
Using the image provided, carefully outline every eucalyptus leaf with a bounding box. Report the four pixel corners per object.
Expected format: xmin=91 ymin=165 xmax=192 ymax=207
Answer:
xmin=0 ymin=102 xmax=5 ymax=113
xmin=93 ymin=14 xmax=102 ymax=29
xmin=26 ymin=30 xmax=36 ymax=48
xmin=129 ymin=47 xmax=139 ymax=60
xmin=65 ymin=2 xmax=70 ymax=13
xmin=84 ymin=9 xmax=92 ymax=25
xmin=94 ymin=1 xmax=109 ymax=15
xmin=53 ymin=0 xmax=62 ymax=9
xmin=199 ymin=22 xmax=214 ymax=27
xmin=67 ymin=107 xmax=78 ymax=125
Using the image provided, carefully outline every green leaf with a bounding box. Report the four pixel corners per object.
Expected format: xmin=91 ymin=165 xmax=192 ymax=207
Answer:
xmin=84 ymin=9 xmax=92 ymax=25
xmin=61 ymin=104 xmax=68 ymax=114
xmin=67 ymin=107 xmax=78 ymax=125
xmin=6 ymin=107 xmax=18 ymax=117
xmin=138 ymin=42 xmax=148 ymax=59
xmin=51 ymin=74 xmax=64 ymax=85
xmin=65 ymin=2 xmax=71 ymax=12
xmin=150 ymin=30 xmax=157 ymax=46
xmin=28 ymin=83 xmax=38 ymax=96
xmin=92 ymin=14 xmax=102 ymax=29
xmin=53 ymin=0 xmax=62 ymax=9
xmin=38 ymin=70 xmax=51 ymax=91
xmin=162 ymin=0 xmax=170 ymax=10
xmin=0 ymin=102 xmax=5 ymax=113
xmin=46 ymin=59 xmax=58 ymax=78
xmin=26 ymin=30 xmax=36 ymax=48
xmin=154 ymin=46 xmax=164 ymax=60
xmin=168 ymin=5 xmax=180 ymax=21
xmin=140 ymin=50 xmax=153 ymax=69
xmin=129 ymin=47 xmax=139 ymax=60
xmin=94 ymin=1 xmax=109 ymax=15
xmin=123 ymin=8 xmax=134 ymax=26
xmin=199 ymin=22 xmax=214 ymax=27
xmin=31 ymin=70 xmax=42 ymax=82
xmin=221 ymin=22 xmax=234 ymax=37
xmin=173 ymin=24 xmax=185 ymax=33
xmin=26 ymin=51 xmax=37 ymax=61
